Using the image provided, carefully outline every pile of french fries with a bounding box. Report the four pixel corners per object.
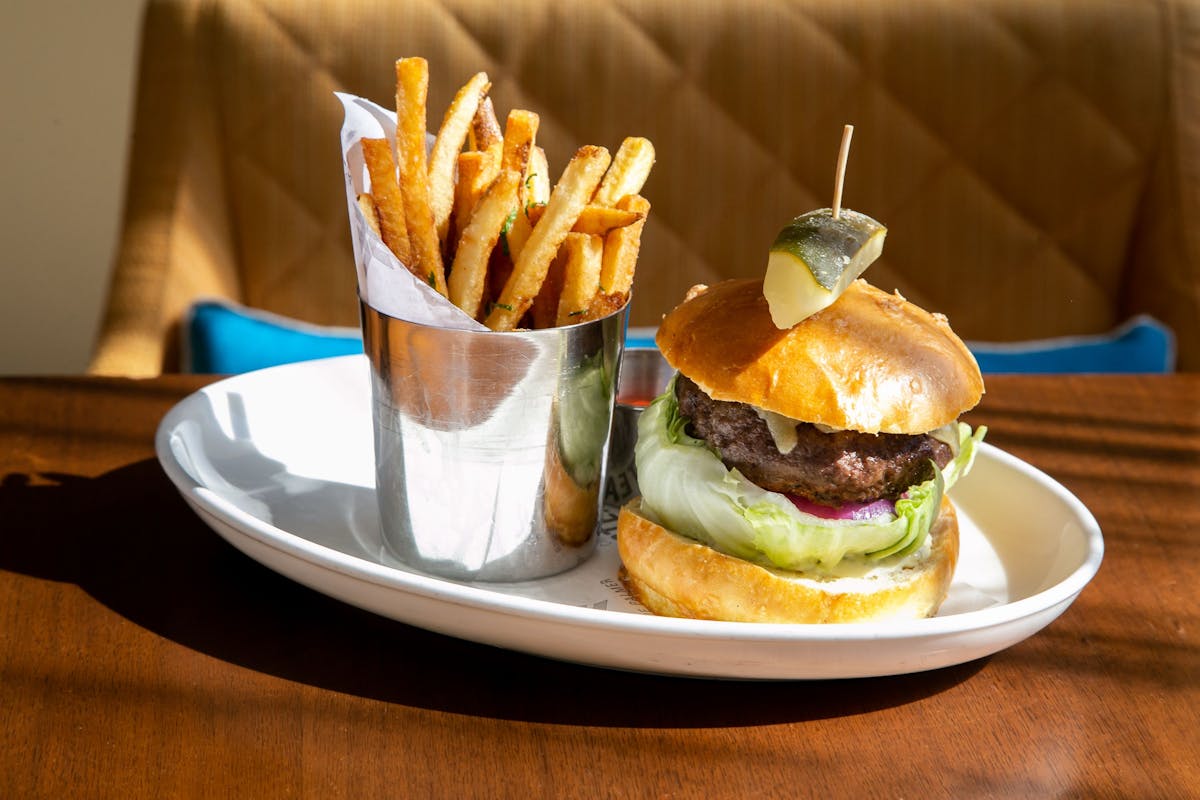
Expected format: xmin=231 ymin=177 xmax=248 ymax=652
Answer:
xmin=357 ymin=57 xmax=654 ymax=331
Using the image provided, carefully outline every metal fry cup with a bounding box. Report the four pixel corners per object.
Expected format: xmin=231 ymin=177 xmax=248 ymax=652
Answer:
xmin=362 ymin=300 xmax=627 ymax=581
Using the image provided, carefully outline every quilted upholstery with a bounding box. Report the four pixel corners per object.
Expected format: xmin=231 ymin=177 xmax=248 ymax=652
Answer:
xmin=90 ymin=0 xmax=1200 ymax=375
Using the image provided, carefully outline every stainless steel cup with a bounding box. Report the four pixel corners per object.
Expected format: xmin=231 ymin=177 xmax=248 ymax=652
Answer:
xmin=362 ymin=301 xmax=626 ymax=581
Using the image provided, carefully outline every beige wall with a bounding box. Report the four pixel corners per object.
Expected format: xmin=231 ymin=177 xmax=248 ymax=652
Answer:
xmin=1 ymin=1 xmax=143 ymax=374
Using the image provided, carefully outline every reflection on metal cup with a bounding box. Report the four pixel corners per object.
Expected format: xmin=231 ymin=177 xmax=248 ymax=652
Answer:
xmin=361 ymin=301 xmax=626 ymax=581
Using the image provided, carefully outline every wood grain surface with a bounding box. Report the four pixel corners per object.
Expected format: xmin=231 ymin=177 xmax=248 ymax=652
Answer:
xmin=1 ymin=374 xmax=1197 ymax=798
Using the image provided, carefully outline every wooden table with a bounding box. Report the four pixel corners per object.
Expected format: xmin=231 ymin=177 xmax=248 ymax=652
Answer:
xmin=1 ymin=374 xmax=1197 ymax=798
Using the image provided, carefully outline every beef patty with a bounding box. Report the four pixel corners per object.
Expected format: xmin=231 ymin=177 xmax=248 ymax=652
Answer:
xmin=674 ymin=374 xmax=953 ymax=505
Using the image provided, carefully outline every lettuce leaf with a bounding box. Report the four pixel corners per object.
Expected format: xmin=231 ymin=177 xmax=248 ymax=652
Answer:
xmin=634 ymin=380 xmax=985 ymax=571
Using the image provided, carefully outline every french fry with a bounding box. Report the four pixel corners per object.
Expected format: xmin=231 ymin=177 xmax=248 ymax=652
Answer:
xmin=502 ymin=146 xmax=553 ymax=261
xmin=470 ymin=96 xmax=503 ymax=154
xmin=528 ymin=146 xmax=551 ymax=205
xmin=502 ymin=145 xmax=553 ymax=260
xmin=356 ymin=193 xmax=382 ymax=238
xmin=583 ymin=290 xmax=629 ymax=321
xmin=555 ymin=233 xmax=604 ymax=326
xmin=572 ymin=205 xmax=643 ymax=235
xmin=360 ymin=138 xmax=413 ymax=268
xmin=448 ymin=169 xmax=522 ymax=319
xmin=485 ymin=145 xmax=612 ymax=331
xmin=495 ymin=110 xmax=541 ymax=261
xmin=505 ymin=203 xmax=535 ymax=262
xmin=394 ymin=57 xmax=447 ymax=295
xmin=472 ymin=97 xmax=503 ymax=190
xmin=593 ymin=137 xmax=656 ymax=207
xmin=450 ymin=150 xmax=496 ymax=256
xmin=429 ymin=71 xmax=491 ymax=244
xmin=500 ymin=109 xmax=538 ymax=178
xmin=599 ymin=193 xmax=650 ymax=297
xmin=526 ymin=203 xmax=643 ymax=235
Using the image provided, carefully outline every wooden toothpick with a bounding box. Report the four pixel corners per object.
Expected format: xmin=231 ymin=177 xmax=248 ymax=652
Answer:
xmin=831 ymin=124 xmax=854 ymax=220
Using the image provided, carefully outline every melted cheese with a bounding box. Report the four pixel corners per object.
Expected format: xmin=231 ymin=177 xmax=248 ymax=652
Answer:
xmin=754 ymin=408 xmax=800 ymax=454
xmin=928 ymin=423 xmax=960 ymax=456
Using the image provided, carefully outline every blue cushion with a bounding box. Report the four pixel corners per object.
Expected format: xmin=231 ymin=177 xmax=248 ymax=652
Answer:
xmin=184 ymin=305 xmax=1175 ymax=376
xmin=626 ymin=317 xmax=1175 ymax=375
xmin=625 ymin=327 xmax=659 ymax=350
xmin=966 ymin=315 xmax=1175 ymax=374
xmin=183 ymin=300 xmax=363 ymax=374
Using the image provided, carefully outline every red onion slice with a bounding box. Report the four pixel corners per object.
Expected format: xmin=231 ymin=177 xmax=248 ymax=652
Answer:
xmin=786 ymin=494 xmax=895 ymax=521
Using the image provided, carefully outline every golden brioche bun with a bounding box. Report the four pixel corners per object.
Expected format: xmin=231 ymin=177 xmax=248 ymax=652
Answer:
xmin=617 ymin=497 xmax=960 ymax=623
xmin=655 ymin=279 xmax=983 ymax=434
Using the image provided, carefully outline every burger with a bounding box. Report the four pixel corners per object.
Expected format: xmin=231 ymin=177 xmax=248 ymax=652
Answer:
xmin=617 ymin=278 xmax=986 ymax=623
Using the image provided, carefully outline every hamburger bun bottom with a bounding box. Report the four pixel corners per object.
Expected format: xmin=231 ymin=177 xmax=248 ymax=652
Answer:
xmin=617 ymin=496 xmax=959 ymax=623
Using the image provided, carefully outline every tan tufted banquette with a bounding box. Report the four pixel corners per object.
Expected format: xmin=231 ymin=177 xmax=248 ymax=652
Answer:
xmin=90 ymin=0 xmax=1200 ymax=375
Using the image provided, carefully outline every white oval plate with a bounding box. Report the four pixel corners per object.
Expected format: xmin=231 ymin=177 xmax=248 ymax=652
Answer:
xmin=156 ymin=355 xmax=1103 ymax=679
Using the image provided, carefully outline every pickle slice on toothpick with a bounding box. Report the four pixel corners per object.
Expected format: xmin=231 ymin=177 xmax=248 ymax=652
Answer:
xmin=764 ymin=125 xmax=887 ymax=329
xmin=764 ymin=207 xmax=886 ymax=327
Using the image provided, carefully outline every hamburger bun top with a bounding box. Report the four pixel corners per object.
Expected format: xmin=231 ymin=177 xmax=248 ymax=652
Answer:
xmin=655 ymin=279 xmax=984 ymax=434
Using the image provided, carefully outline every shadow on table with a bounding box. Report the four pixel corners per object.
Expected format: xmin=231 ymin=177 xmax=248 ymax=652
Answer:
xmin=0 ymin=458 xmax=995 ymax=726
